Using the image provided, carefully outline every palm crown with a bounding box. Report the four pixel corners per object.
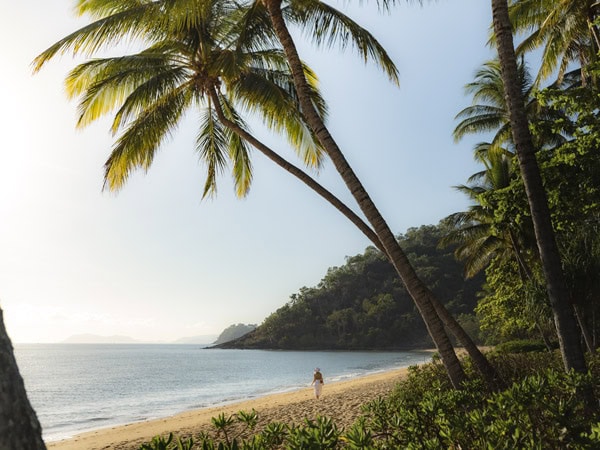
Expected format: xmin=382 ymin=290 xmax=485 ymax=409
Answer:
xmin=33 ymin=0 xmax=327 ymax=198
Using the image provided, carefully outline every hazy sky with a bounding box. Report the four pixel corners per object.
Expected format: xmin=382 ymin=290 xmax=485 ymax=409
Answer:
xmin=1 ymin=0 xmax=493 ymax=343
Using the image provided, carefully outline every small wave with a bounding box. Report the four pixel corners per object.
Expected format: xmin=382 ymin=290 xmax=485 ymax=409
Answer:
xmin=49 ymin=416 xmax=112 ymax=429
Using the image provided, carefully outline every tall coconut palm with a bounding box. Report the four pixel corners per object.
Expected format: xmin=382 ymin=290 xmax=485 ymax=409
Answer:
xmin=508 ymin=0 xmax=600 ymax=85
xmin=491 ymin=0 xmax=587 ymax=374
xmin=41 ymin=15 xmax=326 ymax=197
xmin=247 ymin=0 xmax=505 ymax=388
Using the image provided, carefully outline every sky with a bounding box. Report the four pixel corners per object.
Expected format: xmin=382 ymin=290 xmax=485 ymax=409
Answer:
xmin=0 ymin=0 xmax=493 ymax=343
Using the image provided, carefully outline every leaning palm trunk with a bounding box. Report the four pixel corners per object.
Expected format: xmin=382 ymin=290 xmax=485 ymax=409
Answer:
xmin=0 ymin=308 xmax=46 ymax=450
xmin=263 ymin=0 xmax=469 ymax=388
xmin=491 ymin=0 xmax=587 ymax=374
xmin=211 ymin=89 xmax=505 ymax=387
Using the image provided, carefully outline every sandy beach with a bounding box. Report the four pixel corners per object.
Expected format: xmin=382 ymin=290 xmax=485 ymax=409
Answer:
xmin=46 ymin=367 xmax=411 ymax=450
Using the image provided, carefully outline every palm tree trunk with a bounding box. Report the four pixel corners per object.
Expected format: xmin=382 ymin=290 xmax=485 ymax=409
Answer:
xmin=491 ymin=0 xmax=587 ymax=374
xmin=263 ymin=0 xmax=468 ymax=388
xmin=0 ymin=308 xmax=47 ymax=450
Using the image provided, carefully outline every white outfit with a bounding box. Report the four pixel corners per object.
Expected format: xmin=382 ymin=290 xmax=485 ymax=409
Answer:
xmin=313 ymin=380 xmax=323 ymax=397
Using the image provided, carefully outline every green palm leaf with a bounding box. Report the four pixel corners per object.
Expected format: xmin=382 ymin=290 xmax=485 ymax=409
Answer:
xmin=283 ymin=0 xmax=399 ymax=85
xmin=197 ymin=106 xmax=234 ymax=198
xmin=32 ymin=3 xmax=164 ymax=72
xmin=104 ymin=85 xmax=192 ymax=191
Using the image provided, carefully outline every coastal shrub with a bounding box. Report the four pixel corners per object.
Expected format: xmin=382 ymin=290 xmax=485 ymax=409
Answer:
xmin=356 ymin=378 xmax=486 ymax=449
xmin=485 ymin=349 xmax=565 ymax=385
xmin=286 ymin=416 xmax=340 ymax=449
xmin=140 ymin=433 xmax=174 ymax=450
xmin=342 ymin=418 xmax=374 ymax=448
xmin=259 ymin=422 xmax=287 ymax=447
xmin=140 ymin=433 xmax=194 ymax=450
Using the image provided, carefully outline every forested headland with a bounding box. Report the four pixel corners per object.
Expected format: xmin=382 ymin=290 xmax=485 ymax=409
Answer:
xmin=217 ymin=223 xmax=484 ymax=350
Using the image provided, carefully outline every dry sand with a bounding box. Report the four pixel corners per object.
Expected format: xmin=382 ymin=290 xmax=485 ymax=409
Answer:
xmin=46 ymin=367 xmax=411 ymax=450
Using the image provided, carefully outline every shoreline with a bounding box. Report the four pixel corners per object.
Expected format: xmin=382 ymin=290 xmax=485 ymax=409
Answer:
xmin=46 ymin=366 xmax=413 ymax=450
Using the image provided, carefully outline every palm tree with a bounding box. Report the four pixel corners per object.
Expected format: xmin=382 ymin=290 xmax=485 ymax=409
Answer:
xmin=508 ymin=0 xmax=600 ymax=85
xmin=34 ymin=0 xmax=409 ymax=263
xmin=491 ymin=0 xmax=587 ymax=374
xmin=0 ymin=308 xmax=46 ymax=449
xmin=450 ymin=59 xmax=542 ymax=280
xmin=247 ymin=0 xmax=507 ymax=388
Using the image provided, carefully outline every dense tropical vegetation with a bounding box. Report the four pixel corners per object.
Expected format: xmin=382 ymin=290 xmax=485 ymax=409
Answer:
xmin=2 ymin=0 xmax=600 ymax=447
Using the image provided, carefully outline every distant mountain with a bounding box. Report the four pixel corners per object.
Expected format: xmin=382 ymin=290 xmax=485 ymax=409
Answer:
xmin=62 ymin=334 xmax=140 ymax=344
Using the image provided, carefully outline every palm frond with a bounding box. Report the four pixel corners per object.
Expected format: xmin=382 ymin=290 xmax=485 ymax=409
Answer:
xmin=509 ymin=0 xmax=597 ymax=84
xmin=227 ymin=2 xmax=280 ymax=52
xmin=66 ymin=52 xmax=188 ymax=130
xmin=103 ymin=85 xmax=191 ymax=191
xmin=218 ymin=96 xmax=254 ymax=197
xmin=75 ymin=0 xmax=145 ymax=18
xmin=32 ymin=3 xmax=164 ymax=72
xmin=453 ymin=108 xmax=507 ymax=142
xmin=196 ymin=106 xmax=231 ymax=198
xmin=284 ymin=0 xmax=400 ymax=85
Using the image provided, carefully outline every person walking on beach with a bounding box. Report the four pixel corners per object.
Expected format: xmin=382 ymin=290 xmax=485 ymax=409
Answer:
xmin=311 ymin=367 xmax=324 ymax=399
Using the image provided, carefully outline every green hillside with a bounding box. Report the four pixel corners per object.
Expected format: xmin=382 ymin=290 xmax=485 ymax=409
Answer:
xmin=218 ymin=223 xmax=483 ymax=350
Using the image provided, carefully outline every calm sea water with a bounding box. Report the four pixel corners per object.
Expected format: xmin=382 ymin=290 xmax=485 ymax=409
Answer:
xmin=14 ymin=344 xmax=431 ymax=442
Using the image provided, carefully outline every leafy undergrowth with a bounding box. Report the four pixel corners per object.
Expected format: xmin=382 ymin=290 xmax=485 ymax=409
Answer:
xmin=140 ymin=351 xmax=600 ymax=449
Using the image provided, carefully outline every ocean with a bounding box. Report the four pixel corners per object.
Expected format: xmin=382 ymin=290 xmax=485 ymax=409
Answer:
xmin=13 ymin=344 xmax=432 ymax=442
